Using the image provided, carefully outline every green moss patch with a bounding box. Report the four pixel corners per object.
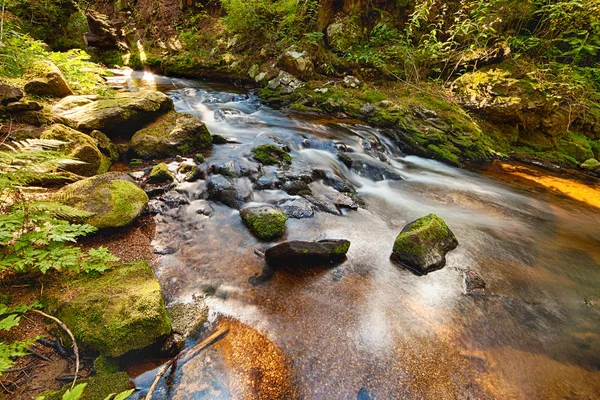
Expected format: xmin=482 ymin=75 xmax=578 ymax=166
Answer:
xmin=240 ymin=205 xmax=287 ymax=240
xmin=46 ymin=261 xmax=171 ymax=357
xmin=251 ymin=144 xmax=292 ymax=165
xmin=149 ymin=163 xmax=174 ymax=183
xmin=39 ymin=372 xmax=130 ymax=400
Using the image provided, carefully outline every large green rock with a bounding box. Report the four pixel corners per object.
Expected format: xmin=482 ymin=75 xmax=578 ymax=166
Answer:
xmin=41 ymin=124 xmax=110 ymax=177
xmin=46 ymin=261 xmax=171 ymax=358
xmin=53 ymin=91 xmax=174 ymax=138
xmin=326 ymin=14 xmax=362 ymax=54
xmin=24 ymin=60 xmax=73 ymax=98
xmin=251 ymin=144 xmax=291 ymax=165
xmin=54 ymin=172 xmax=148 ymax=228
xmin=240 ymin=204 xmax=287 ymax=240
xmin=392 ymin=214 xmax=458 ymax=275
xmin=130 ymin=111 xmax=213 ymax=158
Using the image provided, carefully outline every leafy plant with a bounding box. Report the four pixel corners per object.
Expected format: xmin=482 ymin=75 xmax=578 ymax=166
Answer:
xmin=0 ymin=139 xmax=119 ymax=275
xmin=0 ymin=302 xmax=39 ymax=375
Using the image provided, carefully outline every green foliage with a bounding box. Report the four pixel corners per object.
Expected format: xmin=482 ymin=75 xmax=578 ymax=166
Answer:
xmin=0 ymin=302 xmax=39 ymax=376
xmin=50 ymin=50 xmax=114 ymax=96
xmin=0 ymin=139 xmax=120 ymax=275
xmin=0 ymin=27 xmax=48 ymax=77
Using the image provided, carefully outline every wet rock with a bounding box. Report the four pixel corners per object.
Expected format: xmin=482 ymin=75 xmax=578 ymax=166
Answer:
xmin=240 ymin=204 xmax=287 ymax=240
xmin=345 ymin=153 xmax=403 ymax=181
xmin=131 ymin=111 xmax=213 ymax=158
xmin=144 ymin=182 xmax=176 ymax=198
xmin=5 ymin=100 xmax=42 ymax=113
xmin=148 ymin=199 xmax=168 ymax=214
xmin=160 ymin=333 xmax=185 ymax=357
xmin=153 ymin=245 xmax=178 ymax=255
xmin=53 ymin=91 xmax=174 ymax=138
xmin=212 ymin=134 xmax=228 ymax=144
xmin=206 ymin=175 xmax=248 ymax=209
xmin=190 ymin=199 xmax=213 ymax=217
xmin=334 ymin=194 xmax=358 ymax=210
xmin=179 ymin=162 xmax=204 ymax=182
xmin=282 ymin=180 xmax=312 ymax=196
xmin=160 ymin=192 xmax=189 ymax=208
xmin=391 ymin=214 xmax=458 ymax=275
xmin=0 ymin=84 xmax=23 ymax=105
xmin=279 ymin=49 xmax=314 ymax=79
xmin=464 ymin=270 xmax=486 ymax=295
xmin=265 ymin=239 xmax=350 ymax=267
xmin=338 ymin=153 xmax=353 ymax=168
xmin=277 ymin=197 xmax=315 ymax=218
xmin=252 ymin=144 xmax=292 ymax=165
xmin=54 ymin=172 xmax=148 ymax=229
xmin=45 ymin=261 xmax=171 ymax=357
xmin=166 ymin=297 xmax=208 ymax=338
xmin=312 ymin=169 xmax=356 ymax=193
xmin=303 ymin=195 xmax=341 ymax=215
xmin=24 ymin=61 xmax=73 ymax=98
xmin=148 ymin=163 xmax=174 ymax=183
xmin=343 ymin=75 xmax=361 ymax=89
xmin=213 ymin=161 xmax=237 ymax=177
xmin=41 ymin=124 xmax=110 ymax=177
xmin=255 ymin=173 xmax=281 ymax=190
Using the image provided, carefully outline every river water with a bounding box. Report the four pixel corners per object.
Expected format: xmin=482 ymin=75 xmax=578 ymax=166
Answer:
xmin=118 ymin=72 xmax=600 ymax=399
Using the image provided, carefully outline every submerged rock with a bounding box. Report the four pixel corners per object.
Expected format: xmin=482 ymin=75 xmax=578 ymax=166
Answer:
xmin=240 ymin=204 xmax=287 ymax=240
xmin=265 ymin=239 xmax=350 ymax=267
xmin=464 ymin=270 xmax=486 ymax=295
xmin=131 ymin=111 xmax=212 ymax=158
xmin=206 ymin=174 xmax=249 ymax=209
xmin=41 ymin=124 xmax=110 ymax=177
xmin=24 ymin=61 xmax=73 ymax=98
xmin=53 ymin=91 xmax=173 ymax=138
xmin=392 ymin=214 xmax=458 ymax=275
xmin=344 ymin=153 xmax=403 ymax=181
xmin=46 ymin=261 xmax=171 ymax=357
xmin=54 ymin=172 xmax=148 ymax=228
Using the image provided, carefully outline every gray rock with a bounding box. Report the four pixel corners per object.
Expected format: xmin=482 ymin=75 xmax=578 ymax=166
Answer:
xmin=279 ymin=49 xmax=314 ymax=79
xmin=345 ymin=153 xmax=403 ymax=181
xmin=343 ymin=75 xmax=361 ymax=89
xmin=268 ymin=71 xmax=304 ymax=94
xmin=464 ymin=270 xmax=486 ymax=295
xmin=0 ymin=84 xmax=23 ymax=105
xmin=206 ymin=175 xmax=248 ymax=209
xmin=6 ymin=101 xmax=42 ymax=113
xmin=265 ymin=239 xmax=350 ymax=267
xmin=333 ymin=194 xmax=358 ymax=210
xmin=277 ymin=197 xmax=315 ymax=219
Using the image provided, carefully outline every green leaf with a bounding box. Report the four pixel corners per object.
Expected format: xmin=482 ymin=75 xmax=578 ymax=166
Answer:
xmin=62 ymin=383 xmax=88 ymax=400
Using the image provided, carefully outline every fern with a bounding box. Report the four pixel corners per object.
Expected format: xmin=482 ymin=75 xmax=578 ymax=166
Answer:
xmin=0 ymin=302 xmax=40 ymax=376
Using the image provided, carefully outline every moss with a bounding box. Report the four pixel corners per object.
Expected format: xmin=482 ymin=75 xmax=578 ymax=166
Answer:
xmin=93 ymin=355 xmax=120 ymax=375
xmin=195 ymin=153 xmax=205 ymax=163
xmin=393 ymin=214 xmax=452 ymax=258
xmin=556 ymin=132 xmax=595 ymax=162
xmin=129 ymin=158 xmax=143 ymax=167
xmin=131 ymin=111 xmax=212 ymax=158
xmin=581 ymin=158 xmax=600 ymax=170
xmin=41 ymin=124 xmax=108 ymax=176
xmin=39 ymin=372 xmax=130 ymax=400
xmin=241 ymin=208 xmax=287 ymax=240
xmin=46 ymin=261 xmax=171 ymax=357
xmin=359 ymin=90 xmax=387 ymax=103
xmin=427 ymin=144 xmax=460 ymax=165
xmin=149 ymin=163 xmax=174 ymax=183
xmin=332 ymin=241 xmax=350 ymax=256
xmin=251 ymin=144 xmax=292 ymax=165
xmin=55 ymin=173 xmax=148 ymax=229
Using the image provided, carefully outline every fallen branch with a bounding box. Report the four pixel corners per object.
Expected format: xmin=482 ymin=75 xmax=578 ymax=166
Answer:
xmin=145 ymin=326 xmax=229 ymax=400
xmin=32 ymin=310 xmax=79 ymax=390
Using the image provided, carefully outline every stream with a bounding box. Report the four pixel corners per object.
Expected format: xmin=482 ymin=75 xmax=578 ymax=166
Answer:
xmin=116 ymin=72 xmax=600 ymax=399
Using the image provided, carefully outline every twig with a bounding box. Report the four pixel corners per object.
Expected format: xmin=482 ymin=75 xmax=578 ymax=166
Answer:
xmin=145 ymin=326 xmax=229 ymax=400
xmin=28 ymin=349 xmax=52 ymax=362
xmin=32 ymin=310 xmax=80 ymax=390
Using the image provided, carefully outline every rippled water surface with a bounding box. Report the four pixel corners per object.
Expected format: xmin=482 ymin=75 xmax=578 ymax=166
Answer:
xmin=118 ymin=72 xmax=600 ymax=399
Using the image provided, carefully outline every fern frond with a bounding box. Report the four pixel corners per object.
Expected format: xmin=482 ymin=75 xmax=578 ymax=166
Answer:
xmin=30 ymin=201 xmax=95 ymax=221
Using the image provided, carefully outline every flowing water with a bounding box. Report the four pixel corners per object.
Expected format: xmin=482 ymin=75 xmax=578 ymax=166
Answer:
xmin=116 ymin=72 xmax=600 ymax=399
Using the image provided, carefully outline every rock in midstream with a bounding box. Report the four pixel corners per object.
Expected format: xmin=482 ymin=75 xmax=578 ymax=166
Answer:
xmin=391 ymin=213 xmax=458 ymax=275
xmin=206 ymin=174 xmax=251 ymax=209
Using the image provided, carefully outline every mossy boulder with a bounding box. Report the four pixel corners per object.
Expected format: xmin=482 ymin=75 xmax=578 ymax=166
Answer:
xmin=46 ymin=261 xmax=171 ymax=357
xmin=54 ymin=172 xmax=148 ymax=228
xmin=130 ymin=111 xmax=213 ymax=158
xmin=149 ymin=163 xmax=174 ymax=183
xmin=264 ymin=239 xmax=351 ymax=267
xmin=53 ymin=91 xmax=174 ymax=138
xmin=581 ymin=158 xmax=600 ymax=171
xmin=93 ymin=355 xmax=120 ymax=375
xmin=326 ymin=14 xmax=362 ymax=54
xmin=89 ymin=130 xmax=119 ymax=162
xmin=240 ymin=205 xmax=287 ymax=240
xmin=41 ymin=124 xmax=110 ymax=177
xmin=24 ymin=60 xmax=73 ymax=98
xmin=251 ymin=144 xmax=292 ymax=165
xmin=392 ymin=214 xmax=458 ymax=275
xmin=40 ymin=372 xmax=130 ymax=400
